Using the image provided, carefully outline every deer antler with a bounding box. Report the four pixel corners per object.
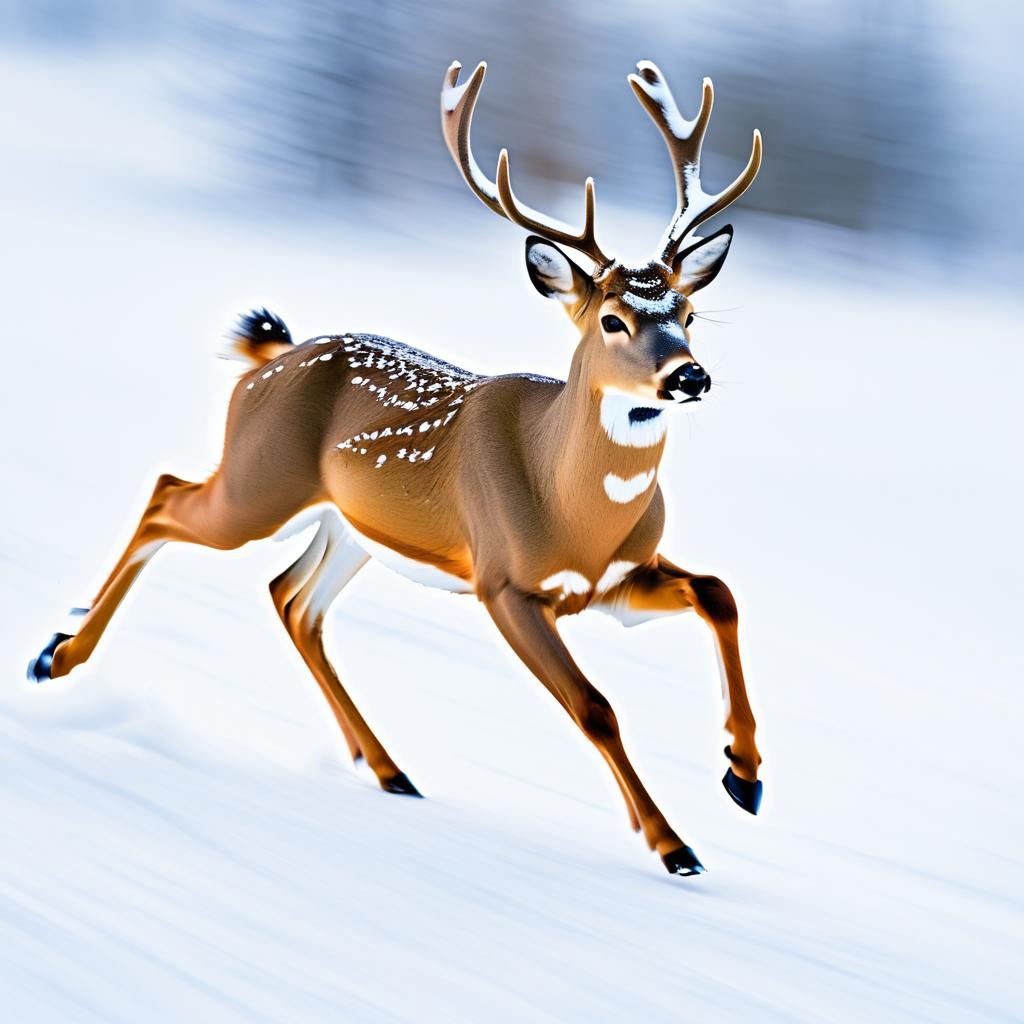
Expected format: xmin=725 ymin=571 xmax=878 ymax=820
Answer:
xmin=628 ymin=61 xmax=761 ymax=264
xmin=441 ymin=61 xmax=505 ymax=219
xmin=442 ymin=61 xmax=612 ymax=270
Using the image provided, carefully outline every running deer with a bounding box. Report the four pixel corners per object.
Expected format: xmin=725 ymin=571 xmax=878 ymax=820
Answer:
xmin=30 ymin=60 xmax=763 ymax=876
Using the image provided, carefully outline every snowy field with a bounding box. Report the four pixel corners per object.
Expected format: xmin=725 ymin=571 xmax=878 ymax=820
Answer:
xmin=2 ymin=49 xmax=1022 ymax=1023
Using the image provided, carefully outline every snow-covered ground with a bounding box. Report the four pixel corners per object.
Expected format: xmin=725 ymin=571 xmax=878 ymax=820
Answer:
xmin=2 ymin=47 xmax=1022 ymax=1023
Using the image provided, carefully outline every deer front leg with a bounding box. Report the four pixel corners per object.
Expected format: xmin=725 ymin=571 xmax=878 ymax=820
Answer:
xmin=598 ymin=555 xmax=763 ymax=814
xmin=483 ymin=584 xmax=705 ymax=876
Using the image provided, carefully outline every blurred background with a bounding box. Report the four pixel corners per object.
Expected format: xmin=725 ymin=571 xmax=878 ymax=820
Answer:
xmin=3 ymin=0 xmax=1021 ymax=279
xmin=2 ymin=4 xmax=1023 ymax=1021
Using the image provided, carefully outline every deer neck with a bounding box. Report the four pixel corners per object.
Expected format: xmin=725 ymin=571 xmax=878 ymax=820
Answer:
xmin=528 ymin=347 xmax=668 ymax=528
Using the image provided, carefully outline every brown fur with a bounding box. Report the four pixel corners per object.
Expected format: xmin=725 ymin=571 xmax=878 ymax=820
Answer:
xmin=42 ymin=59 xmax=764 ymax=875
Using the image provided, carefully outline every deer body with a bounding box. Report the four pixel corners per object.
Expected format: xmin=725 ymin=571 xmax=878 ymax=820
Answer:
xmin=215 ymin=330 xmax=668 ymax=608
xmin=218 ymin=320 xmax=669 ymax=596
xmin=30 ymin=60 xmax=765 ymax=876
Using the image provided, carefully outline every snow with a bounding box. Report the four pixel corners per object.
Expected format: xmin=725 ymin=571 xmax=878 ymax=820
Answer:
xmin=2 ymin=44 xmax=1023 ymax=1024
xmin=619 ymin=289 xmax=679 ymax=315
xmin=628 ymin=61 xmax=696 ymax=140
xmin=441 ymin=60 xmax=486 ymax=114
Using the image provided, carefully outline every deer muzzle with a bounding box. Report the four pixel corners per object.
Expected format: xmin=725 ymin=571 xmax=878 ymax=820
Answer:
xmin=658 ymin=361 xmax=712 ymax=402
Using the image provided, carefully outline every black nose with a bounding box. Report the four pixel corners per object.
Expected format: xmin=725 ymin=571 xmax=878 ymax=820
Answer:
xmin=661 ymin=361 xmax=711 ymax=399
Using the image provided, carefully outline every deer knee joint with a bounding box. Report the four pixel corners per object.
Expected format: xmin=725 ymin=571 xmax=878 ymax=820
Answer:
xmin=147 ymin=473 xmax=189 ymax=509
xmin=153 ymin=472 xmax=186 ymax=493
xmin=689 ymin=575 xmax=737 ymax=624
xmin=280 ymin=597 xmax=305 ymax=635
xmin=578 ymin=691 xmax=619 ymax=743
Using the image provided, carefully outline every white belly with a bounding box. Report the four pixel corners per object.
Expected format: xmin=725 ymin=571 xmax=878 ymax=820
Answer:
xmin=340 ymin=515 xmax=474 ymax=594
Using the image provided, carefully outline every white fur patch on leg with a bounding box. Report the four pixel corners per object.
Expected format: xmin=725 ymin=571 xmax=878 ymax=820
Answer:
xmin=291 ymin=518 xmax=369 ymax=627
xmin=593 ymin=600 xmax=691 ymax=628
xmin=273 ymin=504 xmax=338 ymax=542
xmin=715 ymin=639 xmax=732 ymax=721
xmin=539 ymin=570 xmax=592 ymax=597
xmin=594 ymin=561 xmax=637 ymax=594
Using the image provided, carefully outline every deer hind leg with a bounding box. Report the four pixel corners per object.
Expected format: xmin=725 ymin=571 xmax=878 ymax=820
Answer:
xmin=597 ymin=555 xmax=763 ymax=814
xmin=270 ymin=510 xmax=421 ymax=796
xmin=484 ymin=585 xmax=705 ymax=876
xmin=31 ymin=473 xmax=207 ymax=681
xmin=29 ymin=471 xmax=296 ymax=683
xmin=270 ymin=513 xmax=364 ymax=764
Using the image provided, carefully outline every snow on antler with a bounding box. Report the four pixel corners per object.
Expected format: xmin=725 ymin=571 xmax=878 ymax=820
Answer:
xmin=628 ymin=60 xmax=761 ymax=262
xmin=441 ymin=60 xmax=612 ymax=269
xmin=442 ymin=59 xmax=760 ymax=272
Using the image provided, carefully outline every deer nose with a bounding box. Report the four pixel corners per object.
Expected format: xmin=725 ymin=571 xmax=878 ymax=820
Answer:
xmin=662 ymin=361 xmax=712 ymax=399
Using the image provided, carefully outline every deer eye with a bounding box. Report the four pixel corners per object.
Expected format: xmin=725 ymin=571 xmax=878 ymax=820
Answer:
xmin=685 ymin=313 xmax=694 ymax=328
xmin=601 ymin=315 xmax=629 ymax=335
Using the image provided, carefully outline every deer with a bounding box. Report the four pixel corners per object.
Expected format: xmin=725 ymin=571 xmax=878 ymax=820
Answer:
xmin=29 ymin=60 xmax=763 ymax=877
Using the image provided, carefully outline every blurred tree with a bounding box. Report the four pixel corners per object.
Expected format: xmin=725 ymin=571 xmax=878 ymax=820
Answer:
xmin=0 ymin=0 xmax=166 ymax=45
xmin=168 ymin=0 xmax=1002 ymax=253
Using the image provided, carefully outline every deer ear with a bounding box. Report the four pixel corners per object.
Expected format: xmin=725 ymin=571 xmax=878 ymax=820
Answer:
xmin=525 ymin=236 xmax=593 ymax=307
xmin=672 ymin=225 xmax=733 ymax=294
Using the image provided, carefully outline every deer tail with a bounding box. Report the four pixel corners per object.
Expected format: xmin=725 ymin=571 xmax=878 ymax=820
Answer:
xmin=224 ymin=308 xmax=294 ymax=367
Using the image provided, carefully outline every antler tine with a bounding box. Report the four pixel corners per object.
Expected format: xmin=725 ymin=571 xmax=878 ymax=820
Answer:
xmin=441 ymin=60 xmax=506 ymax=219
xmin=628 ymin=61 xmax=762 ymax=263
xmin=442 ymin=59 xmax=612 ymax=270
xmin=495 ymin=150 xmax=611 ymax=270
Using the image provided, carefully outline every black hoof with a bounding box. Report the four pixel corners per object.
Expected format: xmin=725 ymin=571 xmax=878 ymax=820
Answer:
xmin=26 ymin=633 xmax=73 ymax=684
xmin=662 ymin=844 xmax=706 ymax=876
xmin=722 ymin=766 xmax=762 ymax=815
xmin=381 ymin=772 xmax=423 ymax=798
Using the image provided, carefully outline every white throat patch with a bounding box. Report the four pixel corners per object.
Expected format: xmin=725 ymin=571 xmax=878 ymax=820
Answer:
xmin=604 ymin=470 xmax=656 ymax=504
xmin=599 ymin=391 xmax=669 ymax=449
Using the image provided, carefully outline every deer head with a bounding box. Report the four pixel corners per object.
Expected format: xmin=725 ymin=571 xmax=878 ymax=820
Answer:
xmin=441 ymin=60 xmax=761 ymax=407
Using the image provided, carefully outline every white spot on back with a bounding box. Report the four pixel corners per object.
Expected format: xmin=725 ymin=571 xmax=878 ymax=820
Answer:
xmin=329 ymin=334 xmax=482 ymax=461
